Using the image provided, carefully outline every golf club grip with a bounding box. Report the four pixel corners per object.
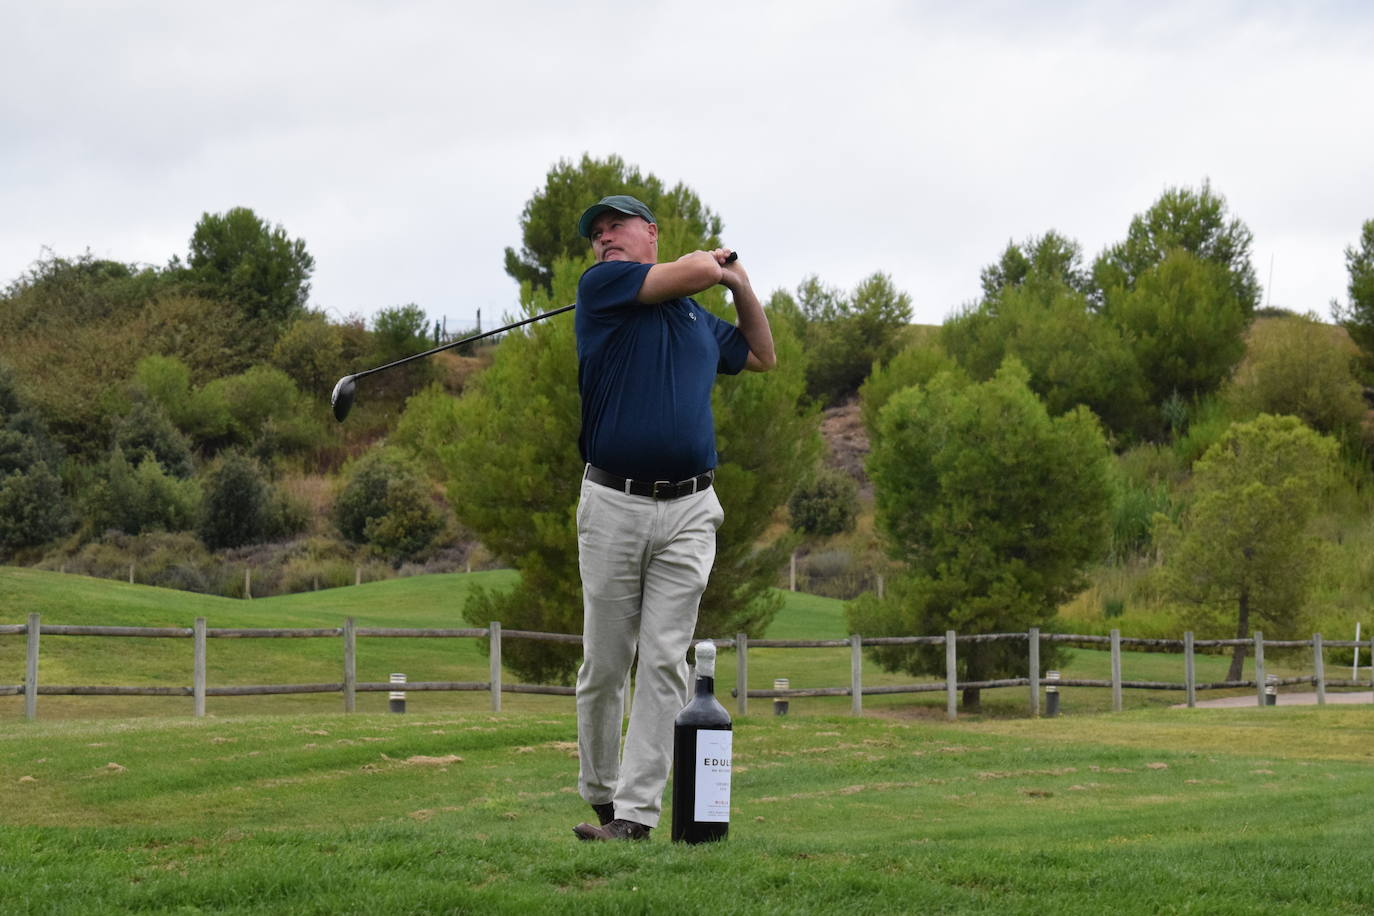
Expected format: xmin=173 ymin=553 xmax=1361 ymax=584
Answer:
xmin=725 ymin=251 xmax=738 ymax=263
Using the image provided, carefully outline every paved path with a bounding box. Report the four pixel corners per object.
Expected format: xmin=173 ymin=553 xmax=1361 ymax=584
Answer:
xmin=1177 ymin=691 xmax=1374 ymax=708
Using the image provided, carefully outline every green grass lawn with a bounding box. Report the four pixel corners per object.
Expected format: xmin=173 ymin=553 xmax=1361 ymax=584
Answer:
xmin=3 ymin=568 xmax=1372 ymax=912
xmin=2 ymin=706 xmax=1372 ymax=913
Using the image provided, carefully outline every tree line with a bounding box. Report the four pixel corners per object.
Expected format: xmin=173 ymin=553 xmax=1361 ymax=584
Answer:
xmin=3 ymin=154 xmax=1373 ymax=706
xmin=0 ymin=207 xmax=452 ymax=587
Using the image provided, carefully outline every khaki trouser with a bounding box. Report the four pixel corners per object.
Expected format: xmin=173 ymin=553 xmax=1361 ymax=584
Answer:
xmin=575 ymin=473 xmax=724 ymax=828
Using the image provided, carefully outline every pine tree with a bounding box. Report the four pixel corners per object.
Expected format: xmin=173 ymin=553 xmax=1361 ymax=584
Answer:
xmin=1155 ymin=414 xmax=1337 ymax=680
xmin=1331 ymin=219 xmax=1374 ymax=370
xmin=849 ymin=360 xmax=1112 ymax=709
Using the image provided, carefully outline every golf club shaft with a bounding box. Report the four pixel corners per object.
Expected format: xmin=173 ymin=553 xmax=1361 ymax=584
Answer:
xmin=353 ymin=251 xmax=738 ymax=381
xmin=353 ymin=303 xmax=575 ymax=382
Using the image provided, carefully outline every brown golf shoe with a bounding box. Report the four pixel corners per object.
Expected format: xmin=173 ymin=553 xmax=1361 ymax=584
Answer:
xmin=573 ymin=818 xmax=652 ymax=841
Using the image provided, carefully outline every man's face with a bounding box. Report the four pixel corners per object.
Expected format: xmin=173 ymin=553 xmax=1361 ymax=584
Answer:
xmin=589 ymin=211 xmax=657 ymax=264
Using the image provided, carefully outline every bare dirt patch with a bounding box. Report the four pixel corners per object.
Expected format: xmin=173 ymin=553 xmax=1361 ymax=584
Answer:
xmin=820 ymin=400 xmax=870 ymax=492
xmin=405 ymin=755 xmax=464 ymax=766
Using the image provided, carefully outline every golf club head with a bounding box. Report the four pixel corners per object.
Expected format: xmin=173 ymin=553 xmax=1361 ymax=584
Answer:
xmin=331 ymin=375 xmax=357 ymax=422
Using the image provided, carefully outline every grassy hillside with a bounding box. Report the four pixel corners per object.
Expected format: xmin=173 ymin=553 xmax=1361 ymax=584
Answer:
xmin=1 ymin=568 xmax=1323 ymax=722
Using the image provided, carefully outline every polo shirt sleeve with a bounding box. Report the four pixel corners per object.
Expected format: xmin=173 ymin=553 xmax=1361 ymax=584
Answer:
xmin=578 ymin=261 xmax=652 ymax=316
xmin=705 ymin=310 xmax=751 ymax=376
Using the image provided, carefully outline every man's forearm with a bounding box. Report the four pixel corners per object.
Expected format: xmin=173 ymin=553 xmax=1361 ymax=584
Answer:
xmin=638 ymin=251 xmax=723 ymax=304
xmin=732 ymin=280 xmax=776 ymax=372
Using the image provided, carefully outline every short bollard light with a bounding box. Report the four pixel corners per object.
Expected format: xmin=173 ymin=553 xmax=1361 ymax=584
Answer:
xmin=774 ymin=678 xmax=790 ymax=716
xmin=1045 ymin=670 xmax=1061 ymax=718
xmin=389 ymin=673 xmax=407 ymax=714
xmin=1265 ymin=673 xmax=1278 ymax=706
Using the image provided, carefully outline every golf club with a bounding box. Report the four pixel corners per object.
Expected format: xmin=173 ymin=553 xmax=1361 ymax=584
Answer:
xmin=330 ymin=251 xmax=739 ymax=422
xmin=330 ymin=303 xmax=571 ymax=421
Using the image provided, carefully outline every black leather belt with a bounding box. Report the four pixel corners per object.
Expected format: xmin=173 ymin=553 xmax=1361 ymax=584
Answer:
xmin=585 ymin=465 xmax=714 ymax=500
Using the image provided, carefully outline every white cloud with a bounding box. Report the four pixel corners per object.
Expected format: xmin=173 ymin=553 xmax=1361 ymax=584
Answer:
xmin=2 ymin=0 xmax=1371 ymax=331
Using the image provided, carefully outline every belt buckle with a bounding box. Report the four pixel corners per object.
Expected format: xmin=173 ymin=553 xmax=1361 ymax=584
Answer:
xmin=652 ymin=480 xmax=673 ymax=499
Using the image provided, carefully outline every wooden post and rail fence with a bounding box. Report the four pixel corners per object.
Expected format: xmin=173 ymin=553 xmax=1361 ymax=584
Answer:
xmin=3 ymin=614 xmax=1372 ymax=721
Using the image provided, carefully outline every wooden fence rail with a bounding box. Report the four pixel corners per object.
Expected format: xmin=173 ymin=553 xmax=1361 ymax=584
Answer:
xmin=4 ymin=615 xmax=1372 ymax=721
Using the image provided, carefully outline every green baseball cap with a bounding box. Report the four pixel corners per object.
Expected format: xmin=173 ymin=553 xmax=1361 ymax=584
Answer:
xmin=578 ymin=195 xmax=656 ymax=239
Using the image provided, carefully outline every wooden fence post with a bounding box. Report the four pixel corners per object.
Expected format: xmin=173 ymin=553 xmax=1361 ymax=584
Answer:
xmin=850 ymin=634 xmax=862 ymax=716
xmin=1184 ymin=631 xmax=1196 ymax=708
xmin=1369 ymin=635 xmax=1374 ymax=702
xmin=244 ymin=567 xmax=252 ymax=600
xmin=736 ymin=632 xmax=748 ymax=717
xmin=789 ymin=551 xmax=797 ymax=592
xmin=1110 ymin=629 xmax=1122 ymax=712
xmin=193 ymin=617 xmax=207 ymax=718
xmin=489 ymin=621 xmax=502 ymax=713
xmin=1254 ymin=631 xmax=1266 ymax=707
xmin=25 ymin=613 xmax=39 ymax=721
xmin=342 ymin=617 xmax=356 ymax=713
xmin=1028 ymin=627 xmax=1040 ymax=717
xmin=945 ymin=630 xmax=957 ymax=722
xmin=1313 ymin=633 xmax=1325 ymax=705
xmin=128 ymin=563 xmax=135 ymax=585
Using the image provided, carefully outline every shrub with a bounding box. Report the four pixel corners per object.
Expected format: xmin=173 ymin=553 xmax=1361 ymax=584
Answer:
xmin=137 ymin=293 xmax=267 ymax=380
xmin=222 ymin=366 xmax=300 ymax=439
xmin=372 ymin=304 xmax=432 ymax=364
xmin=0 ymin=365 xmax=74 ymax=554
xmin=270 ymin=312 xmax=346 ymax=399
xmin=47 ymin=531 xmax=218 ymax=593
xmin=0 ymin=461 xmax=73 ymax=554
xmin=199 ymin=451 xmax=271 ymax=549
xmin=132 ymin=354 xmax=232 ymax=446
xmin=278 ymin=556 xmax=358 ymax=593
xmin=182 ymin=378 xmax=235 ymax=445
xmin=263 ymin=486 xmax=311 ymax=542
xmin=0 ymin=362 xmax=23 ymax=417
xmin=1172 ymin=396 xmax=1239 ymax=468
xmin=1224 ymin=314 xmax=1366 ymax=440
xmin=113 ymin=399 xmax=195 ymax=478
xmin=333 ymin=449 xmax=444 ymax=564
xmin=133 ymin=355 xmax=194 ymax=419
xmin=85 ymin=449 xmax=201 ymax=536
xmin=792 ymin=548 xmax=885 ymax=600
xmin=788 ymin=467 xmax=860 ymax=538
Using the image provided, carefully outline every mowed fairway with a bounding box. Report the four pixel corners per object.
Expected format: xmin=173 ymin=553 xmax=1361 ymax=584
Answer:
xmin=3 ymin=569 xmax=1374 ymax=913
xmin=3 ymin=707 xmax=1373 ymax=914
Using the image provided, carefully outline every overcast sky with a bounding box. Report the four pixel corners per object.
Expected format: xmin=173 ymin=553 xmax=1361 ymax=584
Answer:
xmin=3 ymin=1 xmax=1371 ymax=332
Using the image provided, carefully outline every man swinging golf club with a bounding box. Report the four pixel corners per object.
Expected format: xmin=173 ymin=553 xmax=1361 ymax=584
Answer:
xmin=571 ymin=195 xmax=775 ymax=841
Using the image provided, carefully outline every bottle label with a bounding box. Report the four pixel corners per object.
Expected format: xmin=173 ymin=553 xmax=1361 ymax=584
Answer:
xmin=694 ymin=729 xmax=732 ymax=822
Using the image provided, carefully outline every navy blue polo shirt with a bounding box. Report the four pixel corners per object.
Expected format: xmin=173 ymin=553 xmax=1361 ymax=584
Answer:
xmin=576 ymin=260 xmax=750 ymax=481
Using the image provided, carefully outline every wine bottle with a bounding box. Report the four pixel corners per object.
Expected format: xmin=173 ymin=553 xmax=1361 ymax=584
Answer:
xmin=671 ymin=640 xmax=733 ymax=844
